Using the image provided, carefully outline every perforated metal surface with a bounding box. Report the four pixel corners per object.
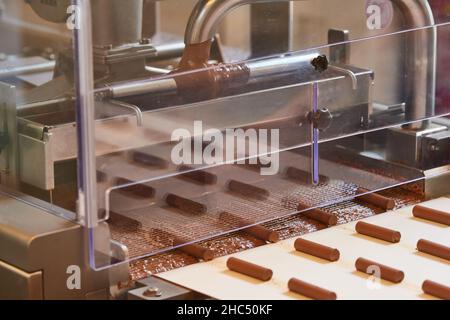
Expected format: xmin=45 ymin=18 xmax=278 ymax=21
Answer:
xmin=128 ymin=184 xmax=423 ymax=280
xmin=101 ymin=141 xmax=425 ymax=270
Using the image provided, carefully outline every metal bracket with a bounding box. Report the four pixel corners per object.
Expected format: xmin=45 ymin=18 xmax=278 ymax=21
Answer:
xmin=328 ymin=29 xmax=350 ymax=64
xmin=250 ymin=2 xmax=293 ymax=58
xmin=128 ymin=276 xmax=203 ymax=300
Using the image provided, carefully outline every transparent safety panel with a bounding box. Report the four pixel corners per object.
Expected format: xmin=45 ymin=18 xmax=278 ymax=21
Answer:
xmin=54 ymin=0 xmax=450 ymax=270
xmin=0 ymin=0 xmax=79 ymax=221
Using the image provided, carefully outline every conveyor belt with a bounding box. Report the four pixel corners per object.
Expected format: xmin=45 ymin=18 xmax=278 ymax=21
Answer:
xmin=100 ymin=142 xmax=427 ymax=275
xmin=157 ymin=197 xmax=450 ymax=300
xmin=129 ymin=184 xmax=423 ymax=280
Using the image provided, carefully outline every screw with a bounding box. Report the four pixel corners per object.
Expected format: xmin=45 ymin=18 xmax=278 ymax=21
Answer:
xmin=139 ymin=38 xmax=151 ymax=45
xmin=309 ymin=108 xmax=333 ymax=131
xmin=143 ymin=287 xmax=162 ymax=298
xmin=429 ymin=143 xmax=440 ymax=152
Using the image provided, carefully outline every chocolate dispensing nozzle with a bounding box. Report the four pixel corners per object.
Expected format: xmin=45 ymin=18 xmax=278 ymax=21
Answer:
xmin=311 ymin=54 xmax=329 ymax=73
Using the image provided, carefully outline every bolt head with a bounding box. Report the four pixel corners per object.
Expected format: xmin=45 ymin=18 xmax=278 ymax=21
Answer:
xmin=140 ymin=38 xmax=151 ymax=45
xmin=143 ymin=287 xmax=162 ymax=298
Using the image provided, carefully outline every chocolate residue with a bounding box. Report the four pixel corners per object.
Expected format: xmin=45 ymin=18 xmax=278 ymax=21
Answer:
xmin=129 ymin=252 xmax=198 ymax=280
xmin=178 ymin=40 xmax=213 ymax=70
xmin=173 ymin=39 xmax=250 ymax=101
xmin=127 ymin=184 xmax=422 ymax=280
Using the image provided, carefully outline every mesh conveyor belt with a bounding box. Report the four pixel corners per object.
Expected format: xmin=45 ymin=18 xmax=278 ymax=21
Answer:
xmin=127 ymin=184 xmax=423 ymax=280
xmin=99 ymin=142 xmax=425 ymax=278
xmin=112 ymin=178 xmax=361 ymax=259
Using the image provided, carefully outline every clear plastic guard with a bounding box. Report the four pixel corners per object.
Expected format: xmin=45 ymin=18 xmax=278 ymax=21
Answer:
xmin=73 ymin=3 xmax=450 ymax=270
xmin=1 ymin=0 xmax=449 ymax=272
xmin=91 ymin=33 xmax=450 ymax=270
xmin=0 ymin=0 xmax=79 ymax=221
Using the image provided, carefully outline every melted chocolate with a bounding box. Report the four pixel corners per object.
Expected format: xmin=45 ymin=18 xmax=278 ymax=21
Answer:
xmin=174 ymin=39 xmax=250 ymax=101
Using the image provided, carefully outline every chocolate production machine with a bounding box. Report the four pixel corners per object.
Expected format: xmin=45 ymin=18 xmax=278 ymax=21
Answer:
xmin=0 ymin=0 xmax=449 ymax=300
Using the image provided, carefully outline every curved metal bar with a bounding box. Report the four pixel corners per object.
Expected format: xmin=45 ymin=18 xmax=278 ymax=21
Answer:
xmin=392 ymin=0 xmax=436 ymax=127
xmin=328 ymin=65 xmax=358 ymax=90
xmin=185 ymin=0 xmax=305 ymax=45
xmin=109 ymin=99 xmax=144 ymax=127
